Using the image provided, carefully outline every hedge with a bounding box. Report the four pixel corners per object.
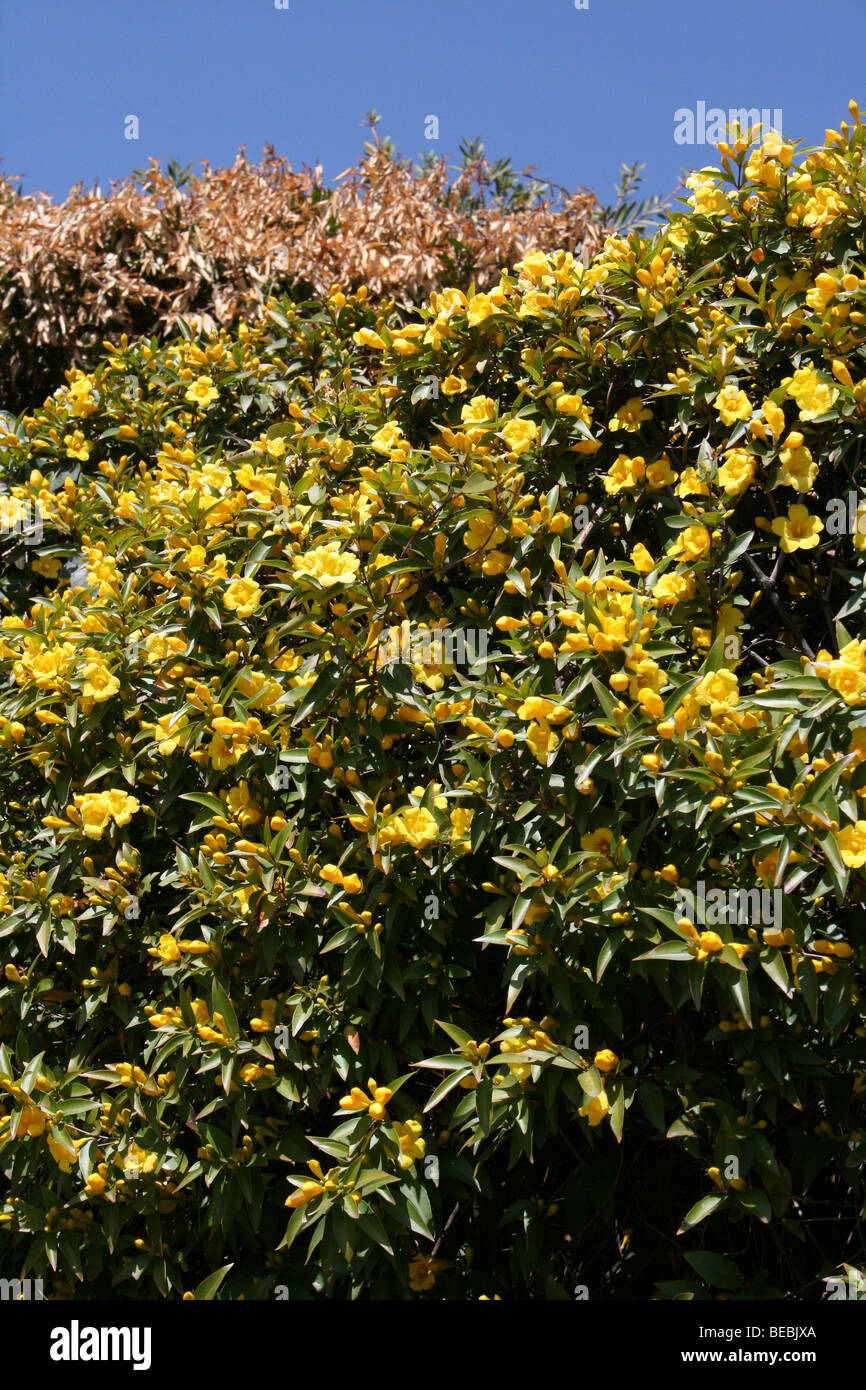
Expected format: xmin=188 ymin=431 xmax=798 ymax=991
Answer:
xmin=0 ymin=107 xmax=865 ymax=1300
xmin=0 ymin=132 xmax=601 ymax=418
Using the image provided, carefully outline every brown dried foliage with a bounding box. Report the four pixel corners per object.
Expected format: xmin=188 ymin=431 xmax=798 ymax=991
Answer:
xmin=0 ymin=143 xmax=602 ymax=413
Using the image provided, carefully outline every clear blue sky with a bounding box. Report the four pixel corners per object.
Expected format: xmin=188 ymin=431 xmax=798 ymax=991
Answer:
xmin=1 ymin=0 xmax=864 ymax=206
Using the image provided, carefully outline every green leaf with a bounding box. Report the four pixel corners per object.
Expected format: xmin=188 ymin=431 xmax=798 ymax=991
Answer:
xmin=434 ymin=1019 xmax=474 ymax=1049
xmin=797 ymin=958 xmax=819 ymax=1023
xmin=608 ymin=1085 xmax=625 ymax=1144
xmin=181 ymin=792 xmax=228 ymax=816
xmin=760 ymin=951 xmax=792 ymax=996
xmin=193 ymin=1262 xmax=234 ymax=1300
xmin=729 ymin=970 xmax=752 ymax=1027
xmin=351 ymin=1169 xmax=401 ymax=1193
xmin=684 ymin=1250 xmax=743 ymax=1289
xmin=210 ymin=978 xmax=239 ymax=1040
xmin=634 ymin=941 xmax=694 ymax=962
xmin=462 ymin=473 xmax=497 ymax=495
xmin=818 ymin=831 xmax=850 ymax=901
xmin=736 ymin=1188 xmax=772 ymax=1222
xmin=678 ymin=1194 xmax=726 ymax=1234
xmin=423 ymin=1068 xmax=474 ymax=1112
xmin=638 ymin=1083 xmax=665 ymax=1131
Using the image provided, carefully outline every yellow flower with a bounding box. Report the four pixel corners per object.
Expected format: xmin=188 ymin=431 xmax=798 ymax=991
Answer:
xmin=500 ymin=418 xmax=539 ymax=456
xmin=395 ymin=1119 xmax=426 ymax=1168
xmin=105 ymin=789 xmax=140 ymax=828
xmin=581 ymin=828 xmax=613 ymax=856
xmin=835 ymin=822 xmax=866 ymax=867
xmin=408 ymin=1253 xmax=450 ymax=1292
xmin=63 ymin=430 xmax=92 ymax=461
xmin=671 ymin=524 xmax=711 ymax=561
xmin=223 ymin=577 xmax=262 ymax=618
xmin=370 ymin=422 xmax=408 ymax=457
xmin=461 ymin=396 xmax=496 ymax=426
xmin=338 ymin=1078 xmax=393 ymax=1121
xmin=285 ymin=1180 xmax=325 ymax=1209
xmin=391 ymin=336 xmax=422 ymax=357
xmin=379 ymin=805 xmax=439 ymax=850
xmin=47 ymin=1132 xmax=77 ymax=1172
xmin=74 ymin=793 xmax=113 ymax=839
xmin=593 ymin=1049 xmax=619 ymax=1073
xmin=717 ymin=449 xmax=756 ymax=496
xmin=353 ymin=328 xmax=386 ymax=350
xmin=555 ymin=392 xmax=592 ymax=422
xmin=292 ymin=541 xmax=360 ymax=587
xmin=526 ymin=720 xmax=559 ymax=764
xmin=32 ymin=555 xmax=62 ymax=579
xmin=16 ymin=1104 xmax=47 ymax=1137
xmin=760 ymin=130 xmax=794 ymax=166
xmin=714 ymin=383 xmax=753 ymax=426
xmin=518 ymin=289 xmax=555 ymax=318
xmin=579 ymin=1091 xmax=610 ymax=1126
xmin=805 ymin=273 xmax=840 ymax=312
xmin=74 ymin=789 xmax=140 ymax=839
xmin=761 ymin=399 xmax=786 ymax=439
xmin=36 ymin=708 xmax=65 ymax=725
xmin=675 ymin=466 xmax=710 ymax=499
xmin=827 ymin=661 xmax=866 ymax=705
xmin=777 ymin=434 xmax=818 ymax=491
xmin=467 ymin=293 xmax=496 ymax=326
xmin=148 ymin=711 xmax=188 ymax=756
xmin=517 ymin=696 xmax=569 ymax=722
xmin=787 ymin=367 xmax=838 ymax=421
xmin=80 ymin=658 xmax=120 ymax=703
xmin=449 ymin=805 xmax=474 ymax=843
xmin=152 ymin=934 xmax=181 ymax=964
xmin=184 ymin=545 xmax=206 ymax=572
xmin=770 ymin=503 xmax=823 ymax=553
xmin=693 ymin=669 xmax=739 ymax=715
xmin=651 ymin=572 xmax=695 ymax=606
xmin=122 ymin=1141 xmax=158 ymax=1175
xmin=631 ymin=543 xmax=656 ymax=573
xmin=686 ymin=174 xmax=731 ymax=217
xmin=609 ymin=397 xmax=652 ymax=432
xmin=464 ymin=511 xmax=506 ymax=552
xmin=518 ymin=251 xmax=552 ymax=281
xmin=604 ymin=454 xmax=645 ymax=494
xmin=802 ymin=185 xmax=846 ymax=231
xmin=329 ymin=437 xmax=353 ymax=468
xmin=184 ymin=376 xmax=219 ymax=408
xmin=115 ymin=1063 xmax=148 ymax=1088
xmin=646 ymin=456 xmax=676 ymax=490
xmin=222 ymin=780 xmax=261 ymax=826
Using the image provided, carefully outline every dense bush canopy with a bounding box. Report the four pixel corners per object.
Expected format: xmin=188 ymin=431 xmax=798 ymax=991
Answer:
xmin=0 ymin=136 xmax=601 ymax=417
xmin=1 ymin=109 xmax=866 ymax=1300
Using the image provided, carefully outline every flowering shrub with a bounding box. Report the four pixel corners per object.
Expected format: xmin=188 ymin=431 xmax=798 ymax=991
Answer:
xmin=0 ymin=135 xmax=601 ymax=417
xmin=1 ymin=108 xmax=866 ymax=1300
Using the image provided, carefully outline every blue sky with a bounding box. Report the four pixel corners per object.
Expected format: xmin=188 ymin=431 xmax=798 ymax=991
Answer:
xmin=1 ymin=0 xmax=864 ymax=206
